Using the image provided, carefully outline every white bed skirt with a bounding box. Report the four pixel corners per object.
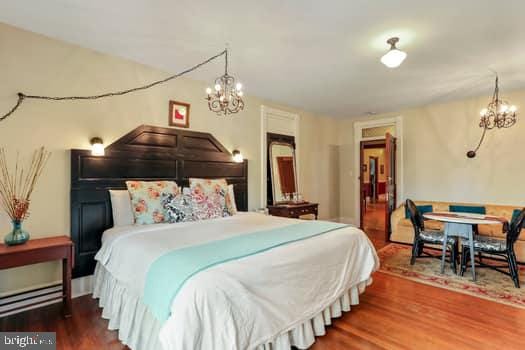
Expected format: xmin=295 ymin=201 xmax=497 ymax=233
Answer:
xmin=93 ymin=263 xmax=372 ymax=350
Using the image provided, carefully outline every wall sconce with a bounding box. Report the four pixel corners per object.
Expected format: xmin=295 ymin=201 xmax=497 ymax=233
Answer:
xmin=232 ymin=149 xmax=243 ymax=163
xmin=90 ymin=137 xmax=105 ymax=156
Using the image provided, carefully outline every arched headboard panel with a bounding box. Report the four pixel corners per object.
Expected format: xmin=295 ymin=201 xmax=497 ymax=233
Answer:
xmin=71 ymin=125 xmax=248 ymax=277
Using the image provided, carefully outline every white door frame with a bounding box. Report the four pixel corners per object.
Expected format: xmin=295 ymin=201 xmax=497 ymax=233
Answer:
xmin=260 ymin=106 xmax=300 ymax=209
xmin=353 ymin=116 xmax=404 ymax=226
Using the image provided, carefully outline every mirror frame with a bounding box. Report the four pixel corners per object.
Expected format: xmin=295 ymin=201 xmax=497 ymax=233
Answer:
xmin=269 ymin=141 xmax=298 ymax=205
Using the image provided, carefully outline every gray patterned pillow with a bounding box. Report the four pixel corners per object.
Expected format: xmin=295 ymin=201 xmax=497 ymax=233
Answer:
xmin=162 ymin=192 xmax=195 ymax=223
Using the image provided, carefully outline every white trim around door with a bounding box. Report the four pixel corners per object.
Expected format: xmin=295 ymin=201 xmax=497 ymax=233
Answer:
xmin=353 ymin=116 xmax=404 ymax=227
xmin=260 ymin=106 xmax=300 ymax=209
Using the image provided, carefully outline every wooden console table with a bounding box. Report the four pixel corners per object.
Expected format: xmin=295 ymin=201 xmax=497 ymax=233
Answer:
xmin=0 ymin=236 xmax=74 ymax=317
xmin=268 ymin=202 xmax=319 ymax=219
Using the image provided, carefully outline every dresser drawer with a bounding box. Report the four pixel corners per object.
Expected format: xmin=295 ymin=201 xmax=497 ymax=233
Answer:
xmin=267 ymin=203 xmax=319 ymax=220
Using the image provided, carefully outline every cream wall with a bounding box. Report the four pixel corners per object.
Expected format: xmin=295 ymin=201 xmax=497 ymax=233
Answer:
xmin=339 ymin=89 xmax=525 ymax=224
xmin=0 ymin=23 xmax=340 ymax=294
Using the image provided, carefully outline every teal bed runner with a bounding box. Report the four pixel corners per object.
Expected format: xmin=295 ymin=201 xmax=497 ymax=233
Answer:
xmin=143 ymin=220 xmax=348 ymax=322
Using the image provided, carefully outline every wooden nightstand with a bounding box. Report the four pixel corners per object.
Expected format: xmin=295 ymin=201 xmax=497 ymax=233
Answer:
xmin=267 ymin=202 xmax=319 ymax=220
xmin=0 ymin=236 xmax=74 ymax=317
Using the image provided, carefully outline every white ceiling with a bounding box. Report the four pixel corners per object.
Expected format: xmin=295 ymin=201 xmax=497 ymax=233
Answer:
xmin=1 ymin=0 xmax=525 ymax=118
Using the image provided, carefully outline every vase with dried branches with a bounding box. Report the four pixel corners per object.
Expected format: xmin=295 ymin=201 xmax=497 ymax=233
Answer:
xmin=0 ymin=147 xmax=50 ymax=246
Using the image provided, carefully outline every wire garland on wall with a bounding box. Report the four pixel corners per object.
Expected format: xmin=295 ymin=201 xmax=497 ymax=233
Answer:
xmin=0 ymin=49 xmax=228 ymax=123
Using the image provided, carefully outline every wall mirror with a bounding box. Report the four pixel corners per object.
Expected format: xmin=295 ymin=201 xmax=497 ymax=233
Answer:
xmin=269 ymin=141 xmax=298 ymax=204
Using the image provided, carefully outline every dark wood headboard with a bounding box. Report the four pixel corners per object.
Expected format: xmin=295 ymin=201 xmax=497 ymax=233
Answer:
xmin=71 ymin=125 xmax=248 ymax=278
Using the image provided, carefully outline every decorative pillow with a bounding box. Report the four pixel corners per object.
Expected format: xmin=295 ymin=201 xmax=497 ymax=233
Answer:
xmin=449 ymin=205 xmax=486 ymax=215
xmin=126 ymin=181 xmax=180 ymax=224
xmin=227 ymin=184 xmax=238 ymax=215
xmin=109 ymin=190 xmax=134 ymax=226
xmin=189 ymin=178 xmax=235 ymax=216
xmin=405 ymin=205 xmax=433 ymax=219
xmin=162 ymin=192 xmax=195 ymax=223
xmin=191 ymin=190 xmax=226 ymax=221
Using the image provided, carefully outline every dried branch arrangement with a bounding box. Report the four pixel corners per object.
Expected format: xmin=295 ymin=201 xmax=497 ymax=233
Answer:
xmin=0 ymin=147 xmax=51 ymax=222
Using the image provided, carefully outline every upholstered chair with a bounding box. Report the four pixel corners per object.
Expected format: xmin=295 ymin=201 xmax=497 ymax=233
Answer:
xmin=406 ymin=199 xmax=458 ymax=272
xmin=460 ymin=208 xmax=525 ymax=288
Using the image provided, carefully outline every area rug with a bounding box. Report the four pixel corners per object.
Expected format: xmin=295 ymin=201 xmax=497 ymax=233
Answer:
xmin=378 ymin=243 xmax=525 ymax=309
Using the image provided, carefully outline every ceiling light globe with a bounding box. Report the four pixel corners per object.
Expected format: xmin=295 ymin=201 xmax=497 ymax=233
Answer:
xmin=510 ymin=105 xmax=517 ymax=113
xmin=381 ymin=49 xmax=407 ymax=68
xmin=236 ymin=83 xmax=242 ymax=91
xmin=500 ymin=104 xmax=508 ymax=113
xmin=206 ymin=87 xmax=212 ymax=94
xmin=480 ymin=108 xmax=488 ymax=116
xmin=214 ymin=84 xmax=221 ymax=91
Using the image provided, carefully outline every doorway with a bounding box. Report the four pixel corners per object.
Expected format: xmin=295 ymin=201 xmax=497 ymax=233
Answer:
xmin=360 ymin=140 xmax=387 ymax=248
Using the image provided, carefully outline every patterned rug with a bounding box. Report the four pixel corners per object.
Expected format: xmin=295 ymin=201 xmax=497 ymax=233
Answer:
xmin=378 ymin=243 xmax=525 ymax=309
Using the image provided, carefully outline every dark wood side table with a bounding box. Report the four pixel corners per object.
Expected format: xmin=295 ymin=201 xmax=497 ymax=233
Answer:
xmin=0 ymin=236 xmax=74 ymax=317
xmin=267 ymin=202 xmax=319 ymax=219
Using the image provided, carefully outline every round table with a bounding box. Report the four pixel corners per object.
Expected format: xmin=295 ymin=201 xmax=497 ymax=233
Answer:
xmin=422 ymin=212 xmax=507 ymax=281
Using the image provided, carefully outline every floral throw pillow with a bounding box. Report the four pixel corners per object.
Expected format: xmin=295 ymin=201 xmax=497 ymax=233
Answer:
xmin=162 ymin=192 xmax=195 ymax=223
xmin=126 ymin=181 xmax=180 ymax=224
xmin=189 ymin=178 xmax=232 ymax=219
xmin=192 ymin=190 xmax=227 ymax=221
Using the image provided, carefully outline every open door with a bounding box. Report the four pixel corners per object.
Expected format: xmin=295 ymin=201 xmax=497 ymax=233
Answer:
xmin=384 ymin=132 xmax=397 ymax=241
xmin=359 ymin=142 xmax=366 ymax=229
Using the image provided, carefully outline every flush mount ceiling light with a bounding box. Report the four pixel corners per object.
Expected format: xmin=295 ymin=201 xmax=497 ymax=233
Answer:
xmin=380 ymin=37 xmax=407 ymax=68
xmin=467 ymin=75 xmax=518 ymax=158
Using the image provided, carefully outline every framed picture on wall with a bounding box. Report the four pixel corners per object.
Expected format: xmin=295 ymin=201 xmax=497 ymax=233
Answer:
xmin=169 ymin=100 xmax=190 ymax=128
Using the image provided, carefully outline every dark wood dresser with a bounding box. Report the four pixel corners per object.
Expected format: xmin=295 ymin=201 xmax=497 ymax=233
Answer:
xmin=267 ymin=202 xmax=319 ymax=220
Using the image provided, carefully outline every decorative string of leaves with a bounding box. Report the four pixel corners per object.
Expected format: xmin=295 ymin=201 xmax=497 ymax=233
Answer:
xmin=0 ymin=49 xmax=227 ymax=123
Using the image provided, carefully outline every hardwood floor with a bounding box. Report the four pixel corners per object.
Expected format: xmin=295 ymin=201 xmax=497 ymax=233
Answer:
xmin=2 ymin=218 xmax=525 ymax=349
xmin=0 ymin=294 xmax=128 ymax=350
xmin=311 ymin=272 xmax=525 ymax=350
xmin=363 ymin=200 xmax=388 ymax=250
xmin=2 ymin=272 xmax=525 ymax=350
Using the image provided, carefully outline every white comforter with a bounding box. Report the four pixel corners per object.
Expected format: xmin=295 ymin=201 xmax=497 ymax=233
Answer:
xmin=95 ymin=212 xmax=379 ymax=350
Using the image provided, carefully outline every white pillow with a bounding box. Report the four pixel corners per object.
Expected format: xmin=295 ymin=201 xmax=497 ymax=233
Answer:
xmin=109 ymin=190 xmax=134 ymax=226
xmin=228 ymin=184 xmax=238 ymax=214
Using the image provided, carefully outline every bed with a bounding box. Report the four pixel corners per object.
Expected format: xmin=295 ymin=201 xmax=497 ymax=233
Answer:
xmin=71 ymin=125 xmax=379 ymax=350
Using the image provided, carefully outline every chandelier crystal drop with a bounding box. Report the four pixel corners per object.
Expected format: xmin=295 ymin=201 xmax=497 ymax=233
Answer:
xmin=479 ymin=76 xmax=517 ymax=129
xmin=206 ymin=49 xmax=244 ymax=116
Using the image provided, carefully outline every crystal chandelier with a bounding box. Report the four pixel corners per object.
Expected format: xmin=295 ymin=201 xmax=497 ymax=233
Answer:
xmin=206 ymin=49 xmax=244 ymax=116
xmin=478 ymin=76 xmax=517 ymax=129
xmin=467 ymin=75 xmax=518 ymax=158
